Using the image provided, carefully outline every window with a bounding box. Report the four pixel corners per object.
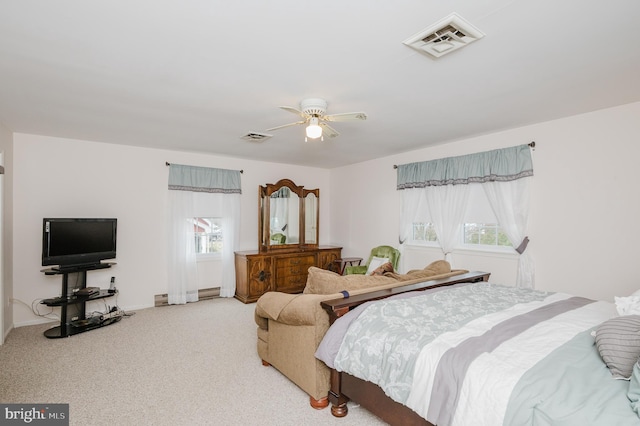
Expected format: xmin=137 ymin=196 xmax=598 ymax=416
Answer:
xmin=410 ymin=221 xmax=512 ymax=248
xmin=407 ymin=185 xmax=512 ymax=249
xmin=411 ymin=222 xmax=438 ymax=243
xmin=463 ymin=223 xmax=511 ymax=247
xmin=192 ymin=217 xmax=223 ymax=255
xmin=462 ymin=184 xmax=512 ymax=249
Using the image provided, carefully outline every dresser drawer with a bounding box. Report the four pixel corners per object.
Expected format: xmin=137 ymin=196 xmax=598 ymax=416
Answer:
xmin=276 ymin=255 xmax=315 ymax=278
xmin=276 ymin=255 xmax=315 ymax=270
xmin=279 ymin=274 xmax=308 ymax=289
xmin=275 ymin=255 xmax=315 ymax=292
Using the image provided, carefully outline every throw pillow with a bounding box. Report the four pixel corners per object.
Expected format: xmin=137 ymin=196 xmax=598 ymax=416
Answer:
xmin=422 ymin=259 xmax=452 ymax=275
xmin=303 ymin=267 xmax=342 ymax=294
xmin=366 ymin=256 xmax=390 ymax=275
xmin=404 ymin=260 xmax=452 ymax=278
xmin=615 ymin=295 xmax=640 ymax=315
xmin=594 ymin=315 xmax=640 ymax=379
xmin=303 ymin=266 xmax=396 ymax=295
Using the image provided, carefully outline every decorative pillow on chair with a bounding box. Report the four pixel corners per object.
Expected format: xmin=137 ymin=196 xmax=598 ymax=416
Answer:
xmin=594 ymin=315 xmax=640 ymax=379
xmin=366 ymin=256 xmax=390 ymax=275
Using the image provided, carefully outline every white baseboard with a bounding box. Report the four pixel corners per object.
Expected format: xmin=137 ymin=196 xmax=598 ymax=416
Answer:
xmin=14 ymin=317 xmax=56 ymax=328
xmin=2 ymin=323 xmax=14 ymax=344
xmin=154 ymin=287 xmax=220 ymax=307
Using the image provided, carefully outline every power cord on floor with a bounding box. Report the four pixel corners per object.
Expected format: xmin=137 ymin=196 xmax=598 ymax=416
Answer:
xmin=26 ymin=298 xmax=60 ymax=321
xmin=13 ymin=295 xmax=135 ymax=324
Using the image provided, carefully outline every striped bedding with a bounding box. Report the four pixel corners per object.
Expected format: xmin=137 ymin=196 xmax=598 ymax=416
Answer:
xmin=316 ymin=282 xmax=639 ymax=426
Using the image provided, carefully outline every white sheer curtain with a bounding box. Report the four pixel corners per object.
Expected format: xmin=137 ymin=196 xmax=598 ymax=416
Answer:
xmin=483 ymin=177 xmax=534 ymax=288
xmin=398 ymin=183 xmax=469 ymax=268
xmin=167 ymin=190 xmax=198 ymax=304
xmin=190 ymin=192 xmax=240 ymax=298
xmin=398 ymin=188 xmax=424 ymax=271
xmin=167 ymin=164 xmax=241 ymax=304
xmin=271 ymin=197 xmax=289 ymax=236
xmin=219 ymin=193 xmax=240 ymax=297
xmin=424 ymin=184 xmax=470 ymax=266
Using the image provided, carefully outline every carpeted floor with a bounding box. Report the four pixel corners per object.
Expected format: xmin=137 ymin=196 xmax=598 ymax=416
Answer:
xmin=0 ymin=298 xmax=386 ymax=425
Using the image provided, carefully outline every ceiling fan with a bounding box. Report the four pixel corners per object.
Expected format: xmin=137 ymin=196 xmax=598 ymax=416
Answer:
xmin=266 ymin=98 xmax=367 ymax=141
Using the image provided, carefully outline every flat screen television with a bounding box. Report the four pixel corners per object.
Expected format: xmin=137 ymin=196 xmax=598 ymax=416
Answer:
xmin=42 ymin=218 xmax=117 ymax=270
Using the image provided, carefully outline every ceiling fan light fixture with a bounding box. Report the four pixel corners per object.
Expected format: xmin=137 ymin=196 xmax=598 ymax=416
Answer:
xmin=267 ymin=98 xmax=366 ymax=142
xmin=306 ymin=117 xmax=322 ymax=139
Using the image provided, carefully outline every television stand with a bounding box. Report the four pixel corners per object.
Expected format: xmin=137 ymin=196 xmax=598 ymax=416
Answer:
xmin=40 ymin=263 xmax=118 ymax=338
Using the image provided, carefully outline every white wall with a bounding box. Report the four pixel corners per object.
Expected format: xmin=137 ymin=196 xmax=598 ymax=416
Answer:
xmin=10 ymin=101 xmax=640 ymax=327
xmin=331 ymin=101 xmax=640 ymax=301
xmin=0 ymin=121 xmax=13 ymax=342
xmin=12 ymin=134 xmax=331 ymax=326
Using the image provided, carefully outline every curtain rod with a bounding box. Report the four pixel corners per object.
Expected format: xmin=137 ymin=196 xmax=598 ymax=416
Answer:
xmin=165 ymin=162 xmax=243 ymax=173
xmin=392 ymin=141 xmax=536 ymax=169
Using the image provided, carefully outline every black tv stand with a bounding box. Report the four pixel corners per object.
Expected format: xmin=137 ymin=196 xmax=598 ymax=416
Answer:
xmin=44 ymin=262 xmax=115 ymax=275
xmin=40 ymin=262 xmax=118 ymax=338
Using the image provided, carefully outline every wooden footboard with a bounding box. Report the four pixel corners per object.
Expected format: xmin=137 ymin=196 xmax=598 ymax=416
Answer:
xmin=321 ymin=271 xmax=490 ymax=324
xmin=321 ymin=271 xmax=491 ymax=424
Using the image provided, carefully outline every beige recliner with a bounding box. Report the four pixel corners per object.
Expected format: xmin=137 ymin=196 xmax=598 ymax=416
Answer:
xmin=254 ymin=260 xmax=467 ymax=408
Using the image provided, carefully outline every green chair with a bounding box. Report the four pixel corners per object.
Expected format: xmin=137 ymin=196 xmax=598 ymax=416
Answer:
xmin=270 ymin=233 xmax=286 ymax=244
xmin=345 ymin=245 xmax=400 ymax=275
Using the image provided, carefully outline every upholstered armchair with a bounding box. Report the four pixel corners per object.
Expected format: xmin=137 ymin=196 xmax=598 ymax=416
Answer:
xmin=270 ymin=233 xmax=286 ymax=244
xmin=345 ymin=245 xmax=401 ymax=275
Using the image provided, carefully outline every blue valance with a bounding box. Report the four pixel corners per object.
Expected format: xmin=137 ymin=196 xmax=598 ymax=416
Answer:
xmin=168 ymin=164 xmax=242 ymax=194
xmin=397 ymin=144 xmax=533 ymax=189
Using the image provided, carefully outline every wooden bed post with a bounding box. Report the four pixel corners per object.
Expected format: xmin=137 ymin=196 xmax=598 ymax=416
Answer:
xmin=329 ymin=368 xmax=349 ymax=417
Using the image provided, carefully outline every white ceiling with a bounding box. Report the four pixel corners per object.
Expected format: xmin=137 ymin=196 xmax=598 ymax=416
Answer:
xmin=1 ymin=1 xmax=639 ymax=168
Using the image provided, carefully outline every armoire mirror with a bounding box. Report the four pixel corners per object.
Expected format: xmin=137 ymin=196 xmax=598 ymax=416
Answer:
xmin=258 ymin=179 xmax=319 ymax=252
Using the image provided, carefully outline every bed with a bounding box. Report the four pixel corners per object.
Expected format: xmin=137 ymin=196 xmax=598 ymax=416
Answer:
xmin=316 ymin=280 xmax=640 ymax=425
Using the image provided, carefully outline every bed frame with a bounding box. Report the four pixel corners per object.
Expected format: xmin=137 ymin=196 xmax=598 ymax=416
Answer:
xmin=320 ymin=270 xmax=491 ymax=425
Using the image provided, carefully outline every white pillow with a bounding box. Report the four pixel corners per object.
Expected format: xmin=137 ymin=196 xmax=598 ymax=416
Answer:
xmin=615 ymin=296 xmax=640 ymax=315
xmin=366 ymin=256 xmax=389 ymax=275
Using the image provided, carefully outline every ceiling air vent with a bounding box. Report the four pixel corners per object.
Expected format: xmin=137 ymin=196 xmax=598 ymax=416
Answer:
xmin=403 ymin=13 xmax=484 ymax=59
xmin=241 ymin=132 xmax=273 ymax=142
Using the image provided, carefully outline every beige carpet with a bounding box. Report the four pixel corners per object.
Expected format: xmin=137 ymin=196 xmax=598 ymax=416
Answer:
xmin=0 ymin=298 xmax=386 ymax=425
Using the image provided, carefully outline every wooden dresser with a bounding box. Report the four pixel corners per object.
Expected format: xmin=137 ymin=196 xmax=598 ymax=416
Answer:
xmin=234 ymin=246 xmax=342 ymax=303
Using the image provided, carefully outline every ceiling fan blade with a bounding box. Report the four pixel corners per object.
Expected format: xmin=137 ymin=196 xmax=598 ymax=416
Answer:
xmin=279 ymin=106 xmax=307 ymax=118
xmin=322 ymin=112 xmax=368 ymax=122
xmin=320 ymin=122 xmax=340 ymax=138
xmin=266 ymin=120 xmax=306 ymax=131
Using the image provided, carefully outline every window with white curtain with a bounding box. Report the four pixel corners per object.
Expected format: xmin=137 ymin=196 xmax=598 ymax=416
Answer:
xmin=167 ymin=164 xmax=241 ymax=303
xmin=462 ymin=183 xmax=512 ymax=249
xmin=410 ymin=184 xmax=512 ymax=250
xmin=397 ymin=144 xmax=534 ymax=288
